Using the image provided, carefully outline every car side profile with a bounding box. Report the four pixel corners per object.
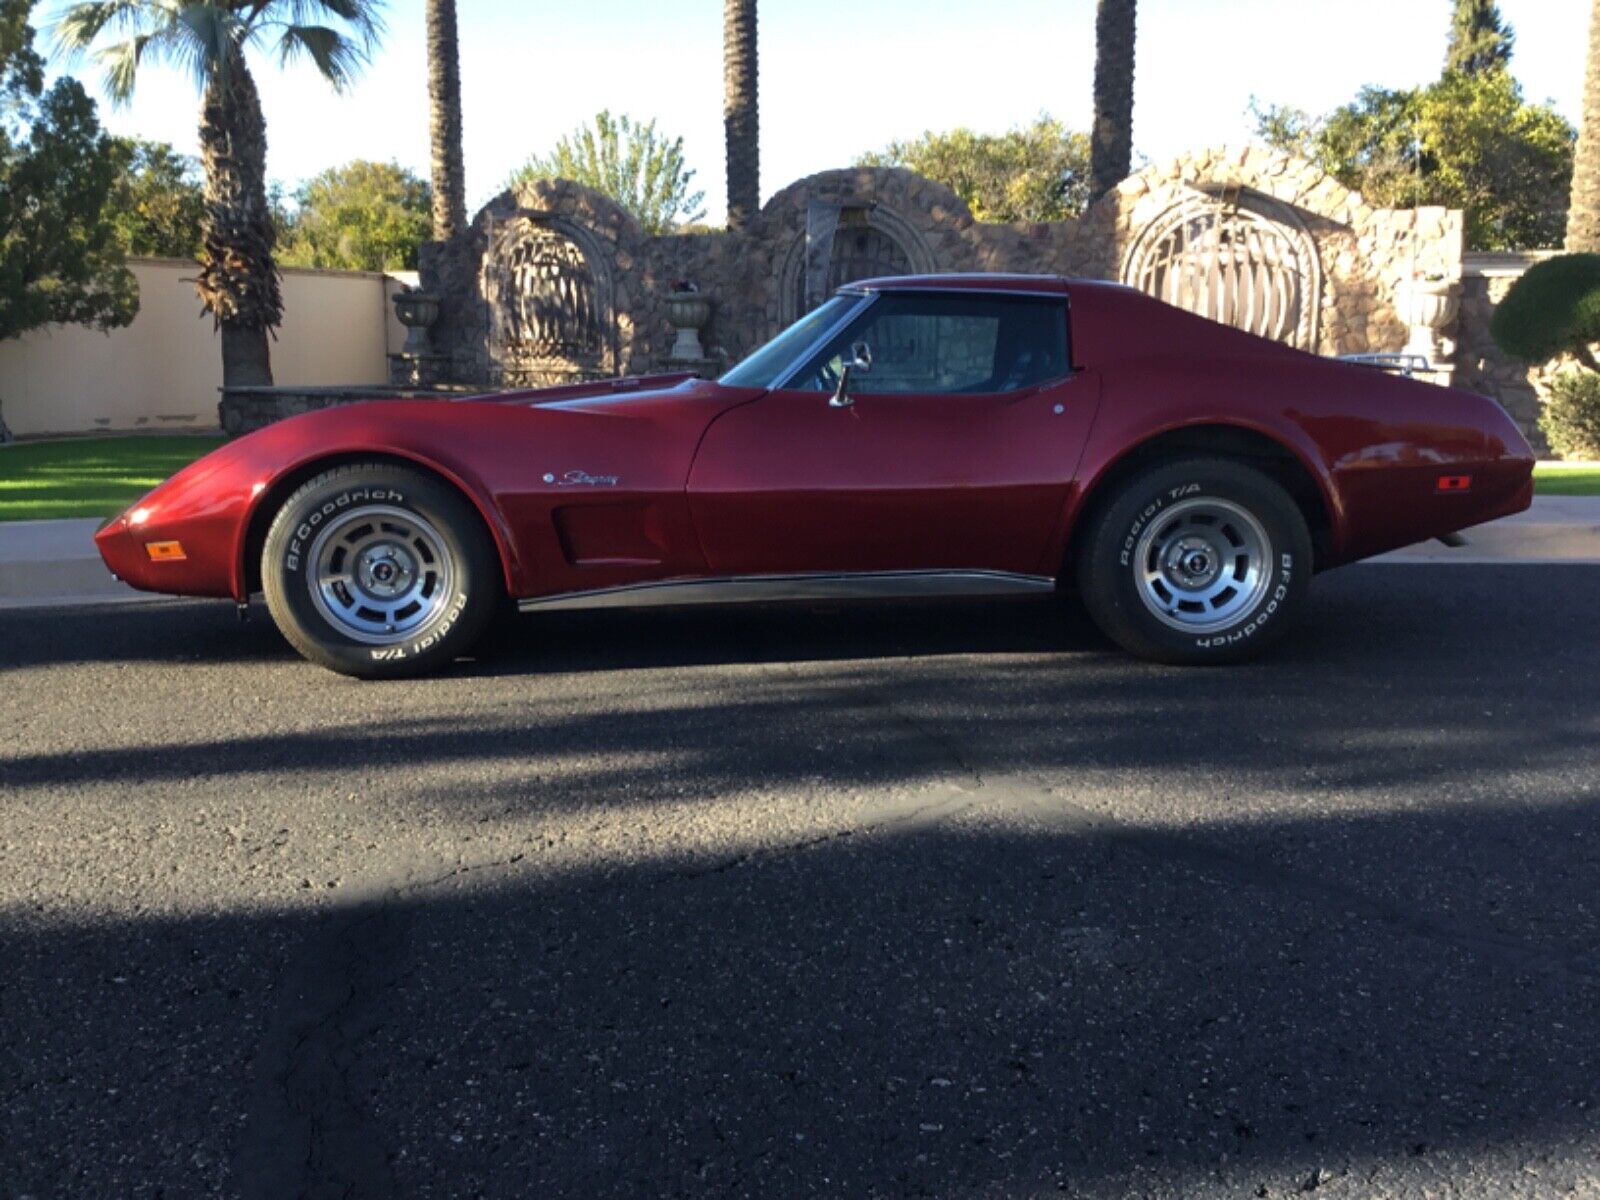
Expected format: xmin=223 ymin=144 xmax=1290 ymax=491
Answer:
xmin=95 ymin=274 xmax=1535 ymax=677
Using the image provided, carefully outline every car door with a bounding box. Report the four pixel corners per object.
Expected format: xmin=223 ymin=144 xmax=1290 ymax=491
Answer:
xmin=686 ymin=290 xmax=1099 ymax=577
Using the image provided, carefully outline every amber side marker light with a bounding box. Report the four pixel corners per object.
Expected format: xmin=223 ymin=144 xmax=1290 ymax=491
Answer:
xmin=145 ymin=541 xmax=187 ymax=562
xmin=1436 ymin=475 xmax=1473 ymax=493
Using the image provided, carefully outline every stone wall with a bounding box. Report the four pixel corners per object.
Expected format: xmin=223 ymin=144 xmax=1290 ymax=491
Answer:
xmin=1456 ymin=251 xmax=1557 ymax=455
xmin=420 ymin=147 xmax=1510 ymax=425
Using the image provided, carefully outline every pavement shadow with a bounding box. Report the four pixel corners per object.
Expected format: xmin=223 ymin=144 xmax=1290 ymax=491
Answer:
xmin=6 ymin=800 xmax=1600 ymax=1197
xmin=5 ymin=564 xmax=1600 ymax=1194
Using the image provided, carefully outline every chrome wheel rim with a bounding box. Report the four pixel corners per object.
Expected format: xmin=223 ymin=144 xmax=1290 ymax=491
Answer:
xmin=307 ymin=505 xmax=454 ymax=644
xmin=1133 ymin=497 xmax=1273 ymax=634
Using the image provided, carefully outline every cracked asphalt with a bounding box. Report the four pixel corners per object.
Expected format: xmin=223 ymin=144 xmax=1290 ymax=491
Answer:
xmin=2 ymin=562 xmax=1599 ymax=1199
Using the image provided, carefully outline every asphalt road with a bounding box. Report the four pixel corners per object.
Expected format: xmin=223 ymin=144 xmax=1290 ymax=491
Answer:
xmin=2 ymin=564 xmax=1599 ymax=1199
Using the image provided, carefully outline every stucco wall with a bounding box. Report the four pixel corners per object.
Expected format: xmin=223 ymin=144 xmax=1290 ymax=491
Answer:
xmin=0 ymin=258 xmax=410 ymax=438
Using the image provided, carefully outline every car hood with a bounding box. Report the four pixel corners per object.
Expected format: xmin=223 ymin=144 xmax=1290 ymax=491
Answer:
xmin=461 ymin=371 xmax=719 ymax=414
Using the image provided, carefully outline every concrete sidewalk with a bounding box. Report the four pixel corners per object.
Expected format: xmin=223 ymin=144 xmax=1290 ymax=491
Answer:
xmin=1375 ymin=495 xmax=1600 ymax=564
xmin=1 ymin=497 xmax=1597 ymax=612
xmin=0 ymin=518 xmax=150 ymax=609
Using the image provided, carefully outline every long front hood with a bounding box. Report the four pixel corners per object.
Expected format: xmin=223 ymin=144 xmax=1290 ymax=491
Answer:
xmin=464 ymin=372 xmax=706 ymax=412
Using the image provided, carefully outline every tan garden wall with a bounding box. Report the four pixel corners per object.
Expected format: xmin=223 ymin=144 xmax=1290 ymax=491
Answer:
xmin=0 ymin=258 xmax=412 ymax=439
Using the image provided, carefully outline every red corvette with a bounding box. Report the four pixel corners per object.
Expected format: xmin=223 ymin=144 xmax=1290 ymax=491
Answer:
xmin=96 ymin=274 xmax=1533 ymax=677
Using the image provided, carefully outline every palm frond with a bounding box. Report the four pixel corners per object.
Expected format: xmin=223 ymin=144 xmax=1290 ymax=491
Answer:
xmin=267 ymin=0 xmax=385 ymax=48
xmin=172 ymin=5 xmax=248 ymax=91
xmin=273 ymin=22 xmax=367 ymax=89
xmin=95 ymin=32 xmax=154 ymax=101
xmin=51 ymin=0 xmax=165 ymax=56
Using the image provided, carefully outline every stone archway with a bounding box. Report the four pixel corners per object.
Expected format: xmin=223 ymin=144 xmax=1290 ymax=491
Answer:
xmin=778 ymin=199 xmax=936 ymax=323
xmin=1121 ymin=185 xmax=1322 ymax=351
xmin=479 ymin=212 xmax=619 ymax=386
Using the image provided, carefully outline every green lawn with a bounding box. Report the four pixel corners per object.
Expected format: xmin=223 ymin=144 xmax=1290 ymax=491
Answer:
xmin=0 ymin=435 xmax=225 ymax=522
xmin=1534 ymin=463 xmax=1600 ymax=496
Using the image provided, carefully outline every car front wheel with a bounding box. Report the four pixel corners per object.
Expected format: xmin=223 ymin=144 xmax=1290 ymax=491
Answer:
xmin=261 ymin=463 xmax=500 ymax=678
xmin=1075 ymin=457 xmax=1312 ymax=664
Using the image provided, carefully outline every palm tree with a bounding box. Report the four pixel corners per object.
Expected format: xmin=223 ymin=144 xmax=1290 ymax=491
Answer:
xmin=1089 ymin=0 xmax=1137 ymax=205
xmin=1569 ymin=0 xmax=1600 ymax=251
xmin=55 ymin=1 xmax=383 ymax=389
xmin=426 ymin=0 xmax=465 ymax=240
xmin=723 ymin=0 xmax=758 ymax=230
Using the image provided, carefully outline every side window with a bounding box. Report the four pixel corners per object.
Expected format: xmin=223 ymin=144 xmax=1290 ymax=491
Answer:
xmin=797 ymin=294 xmax=1069 ymax=395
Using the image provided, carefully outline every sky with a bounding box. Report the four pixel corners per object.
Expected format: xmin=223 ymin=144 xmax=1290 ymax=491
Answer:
xmin=52 ymin=0 xmax=1593 ymax=220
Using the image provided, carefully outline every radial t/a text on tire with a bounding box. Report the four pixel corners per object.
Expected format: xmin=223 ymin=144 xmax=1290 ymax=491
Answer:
xmin=1075 ymin=457 xmax=1313 ymax=664
xmin=261 ymin=463 xmax=500 ymax=678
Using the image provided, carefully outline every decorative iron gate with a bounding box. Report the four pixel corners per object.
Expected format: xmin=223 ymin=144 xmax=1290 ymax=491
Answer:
xmin=793 ymin=218 xmax=915 ymax=316
xmin=1122 ymin=188 xmax=1321 ymax=351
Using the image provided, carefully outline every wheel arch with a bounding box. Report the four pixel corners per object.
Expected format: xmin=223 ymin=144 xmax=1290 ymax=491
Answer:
xmin=1061 ymin=423 xmax=1339 ymax=581
xmin=238 ymin=449 xmax=520 ymax=599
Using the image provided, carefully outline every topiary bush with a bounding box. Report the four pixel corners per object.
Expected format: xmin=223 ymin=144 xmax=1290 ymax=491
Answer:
xmin=1539 ymin=370 xmax=1600 ymax=460
xmin=1491 ymin=253 xmax=1600 ymax=369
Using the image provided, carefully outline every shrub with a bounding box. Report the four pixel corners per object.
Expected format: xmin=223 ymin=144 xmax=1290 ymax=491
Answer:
xmin=1539 ymin=370 xmax=1600 ymax=460
xmin=1491 ymin=253 xmax=1600 ymax=368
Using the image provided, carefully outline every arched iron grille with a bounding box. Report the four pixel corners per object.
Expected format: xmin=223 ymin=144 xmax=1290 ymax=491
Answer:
xmin=1122 ymin=190 xmax=1321 ymax=351
xmin=794 ymin=225 xmax=914 ymax=317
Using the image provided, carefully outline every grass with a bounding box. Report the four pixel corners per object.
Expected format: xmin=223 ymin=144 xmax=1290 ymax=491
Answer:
xmin=1534 ymin=462 xmax=1600 ymax=496
xmin=0 ymin=435 xmax=1593 ymax=522
xmin=0 ymin=435 xmax=225 ymax=522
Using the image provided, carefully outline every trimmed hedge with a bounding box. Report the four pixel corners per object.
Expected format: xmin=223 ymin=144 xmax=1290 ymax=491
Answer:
xmin=1539 ymin=370 xmax=1600 ymax=460
xmin=1491 ymin=253 xmax=1600 ymax=365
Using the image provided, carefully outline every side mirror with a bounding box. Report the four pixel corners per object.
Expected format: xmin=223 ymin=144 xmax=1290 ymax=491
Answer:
xmin=829 ymin=341 xmax=873 ymax=408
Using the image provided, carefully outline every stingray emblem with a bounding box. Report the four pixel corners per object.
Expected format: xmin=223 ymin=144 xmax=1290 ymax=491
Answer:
xmin=544 ymin=470 xmax=620 ymax=487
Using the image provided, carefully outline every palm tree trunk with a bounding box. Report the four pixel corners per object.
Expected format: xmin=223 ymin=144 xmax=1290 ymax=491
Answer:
xmin=427 ymin=0 xmax=467 ymax=240
xmin=723 ymin=0 xmax=759 ymax=230
xmin=1568 ymin=0 xmax=1600 ymax=251
xmin=1089 ymin=0 xmax=1137 ymax=205
xmin=196 ymin=52 xmax=280 ymax=389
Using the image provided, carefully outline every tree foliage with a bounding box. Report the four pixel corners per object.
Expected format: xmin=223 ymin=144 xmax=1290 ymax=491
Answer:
xmin=1489 ymin=252 xmax=1600 ymax=368
xmin=1253 ymin=68 xmax=1574 ymax=250
xmin=1447 ymin=0 xmax=1514 ymax=76
xmin=1537 ymin=368 xmax=1600 ymax=458
xmin=108 ymin=138 xmax=206 ymax=258
xmin=0 ymin=0 xmax=136 ymax=344
xmin=278 ymin=160 xmax=431 ymax=271
xmin=54 ymin=0 xmax=386 ymax=389
xmin=856 ymin=115 xmax=1092 ymax=224
xmin=510 ymin=111 xmax=706 ymax=235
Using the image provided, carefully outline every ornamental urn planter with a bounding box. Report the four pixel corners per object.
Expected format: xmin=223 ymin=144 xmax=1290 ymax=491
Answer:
xmin=665 ymin=290 xmax=713 ymax=362
xmin=393 ymin=289 xmax=442 ymax=355
xmin=1395 ymin=277 xmax=1460 ymax=364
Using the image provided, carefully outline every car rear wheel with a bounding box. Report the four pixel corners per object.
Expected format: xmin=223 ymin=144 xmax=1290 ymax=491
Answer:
xmin=261 ymin=464 xmax=500 ymax=678
xmin=1075 ymin=457 xmax=1312 ymax=664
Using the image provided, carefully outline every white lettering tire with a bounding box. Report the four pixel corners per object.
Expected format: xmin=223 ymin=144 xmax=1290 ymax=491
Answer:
xmin=262 ymin=464 xmax=500 ymax=678
xmin=1075 ymin=458 xmax=1312 ymax=664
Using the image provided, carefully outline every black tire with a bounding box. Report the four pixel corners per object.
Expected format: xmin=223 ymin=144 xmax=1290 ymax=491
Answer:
xmin=261 ymin=464 xmax=500 ymax=678
xmin=1075 ymin=457 xmax=1312 ymax=664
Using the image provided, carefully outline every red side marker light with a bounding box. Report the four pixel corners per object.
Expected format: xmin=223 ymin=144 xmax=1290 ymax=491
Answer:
xmin=145 ymin=541 xmax=187 ymax=562
xmin=1436 ymin=475 xmax=1472 ymax=493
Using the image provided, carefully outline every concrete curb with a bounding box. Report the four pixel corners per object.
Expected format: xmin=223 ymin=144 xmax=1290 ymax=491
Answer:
xmin=0 ymin=518 xmax=147 ymax=609
xmin=2 ymin=498 xmax=1597 ymax=612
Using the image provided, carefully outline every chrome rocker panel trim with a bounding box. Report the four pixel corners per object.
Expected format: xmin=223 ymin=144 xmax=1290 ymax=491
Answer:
xmin=517 ymin=569 xmax=1057 ymax=613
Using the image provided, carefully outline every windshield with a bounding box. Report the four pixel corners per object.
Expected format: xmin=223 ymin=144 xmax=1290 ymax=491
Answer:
xmin=718 ymin=294 xmax=864 ymax=389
